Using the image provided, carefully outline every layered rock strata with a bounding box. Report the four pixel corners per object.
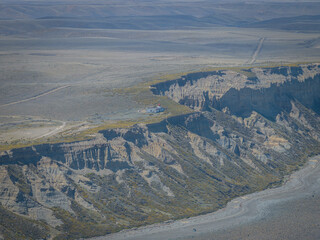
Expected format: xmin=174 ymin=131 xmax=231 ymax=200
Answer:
xmin=0 ymin=64 xmax=320 ymax=239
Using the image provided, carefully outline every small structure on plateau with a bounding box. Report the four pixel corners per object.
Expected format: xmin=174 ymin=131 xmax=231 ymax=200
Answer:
xmin=146 ymin=104 xmax=165 ymax=113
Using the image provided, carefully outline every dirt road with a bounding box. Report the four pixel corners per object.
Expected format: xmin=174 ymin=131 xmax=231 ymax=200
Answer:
xmin=34 ymin=121 xmax=66 ymax=139
xmin=0 ymin=85 xmax=70 ymax=108
xmin=249 ymin=37 xmax=265 ymax=64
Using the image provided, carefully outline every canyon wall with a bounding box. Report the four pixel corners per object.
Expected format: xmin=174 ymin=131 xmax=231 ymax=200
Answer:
xmin=152 ymin=64 xmax=320 ymax=118
xmin=1 ymin=64 xmax=320 ymax=239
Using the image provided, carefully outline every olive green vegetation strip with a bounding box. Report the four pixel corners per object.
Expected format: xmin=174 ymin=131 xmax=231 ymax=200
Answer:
xmin=147 ymin=61 xmax=315 ymax=85
xmin=0 ymin=62 xmax=315 ymax=152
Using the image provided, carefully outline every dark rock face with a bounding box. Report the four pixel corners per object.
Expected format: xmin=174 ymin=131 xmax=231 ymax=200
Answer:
xmin=152 ymin=64 xmax=320 ymax=119
xmin=215 ymin=76 xmax=320 ymax=119
xmin=0 ymin=64 xmax=320 ymax=239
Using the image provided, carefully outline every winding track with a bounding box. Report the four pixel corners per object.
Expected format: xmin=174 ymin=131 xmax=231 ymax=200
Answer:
xmin=249 ymin=37 xmax=265 ymax=64
xmin=88 ymin=155 xmax=320 ymax=240
xmin=34 ymin=121 xmax=66 ymax=139
xmin=0 ymin=85 xmax=70 ymax=108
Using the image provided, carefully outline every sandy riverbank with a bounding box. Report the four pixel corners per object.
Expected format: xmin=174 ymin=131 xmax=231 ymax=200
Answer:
xmin=87 ymin=155 xmax=320 ymax=240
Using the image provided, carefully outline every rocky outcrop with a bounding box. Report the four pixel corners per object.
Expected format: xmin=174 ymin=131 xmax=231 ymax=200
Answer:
xmin=0 ymin=64 xmax=320 ymax=239
xmin=152 ymin=64 xmax=320 ymax=118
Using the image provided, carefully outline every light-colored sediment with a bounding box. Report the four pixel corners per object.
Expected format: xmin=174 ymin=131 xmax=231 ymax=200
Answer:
xmin=34 ymin=121 xmax=66 ymax=140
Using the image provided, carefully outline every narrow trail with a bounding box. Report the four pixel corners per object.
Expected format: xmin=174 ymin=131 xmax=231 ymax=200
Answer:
xmin=34 ymin=121 xmax=66 ymax=140
xmin=249 ymin=37 xmax=265 ymax=64
xmin=0 ymin=85 xmax=70 ymax=108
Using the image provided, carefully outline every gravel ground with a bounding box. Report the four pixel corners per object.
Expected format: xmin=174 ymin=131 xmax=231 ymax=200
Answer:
xmin=87 ymin=155 xmax=320 ymax=240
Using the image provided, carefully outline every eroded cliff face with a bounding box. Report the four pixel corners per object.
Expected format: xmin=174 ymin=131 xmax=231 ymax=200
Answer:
xmin=152 ymin=64 xmax=320 ymax=118
xmin=1 ymin=64 xmax=320 ymax=239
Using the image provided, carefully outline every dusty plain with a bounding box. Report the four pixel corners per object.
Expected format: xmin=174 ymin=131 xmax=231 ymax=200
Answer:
xmin=1 ymin=27 xmax=320 ymax=146
xmin=1 ymin=0 xmax=320 ymax=148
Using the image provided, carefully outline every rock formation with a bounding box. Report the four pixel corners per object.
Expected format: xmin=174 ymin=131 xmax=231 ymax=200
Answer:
xmin=0 ymin=64 xmax=320 ymax=239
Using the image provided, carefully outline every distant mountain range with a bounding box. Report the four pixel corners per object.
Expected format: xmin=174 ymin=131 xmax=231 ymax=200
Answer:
xmin=1 ymin=1 xmax=320 ymax=35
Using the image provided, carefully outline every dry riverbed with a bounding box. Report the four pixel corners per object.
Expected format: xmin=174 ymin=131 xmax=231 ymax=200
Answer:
xmin=87 ymin=155 xmax=320 ymax=240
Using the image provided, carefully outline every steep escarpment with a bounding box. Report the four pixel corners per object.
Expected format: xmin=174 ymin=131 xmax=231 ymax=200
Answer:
xmin=0 ymin=64 xmax=320 ymax=239
xmin=152 ymin=64 xmax=320 ymax=118
xmin=215 ymin=76 xmax=320 ymax=118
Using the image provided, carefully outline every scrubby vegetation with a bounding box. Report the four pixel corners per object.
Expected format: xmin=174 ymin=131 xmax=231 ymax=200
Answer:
xmin=0 ymin=204 xmax=49 ymax=240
